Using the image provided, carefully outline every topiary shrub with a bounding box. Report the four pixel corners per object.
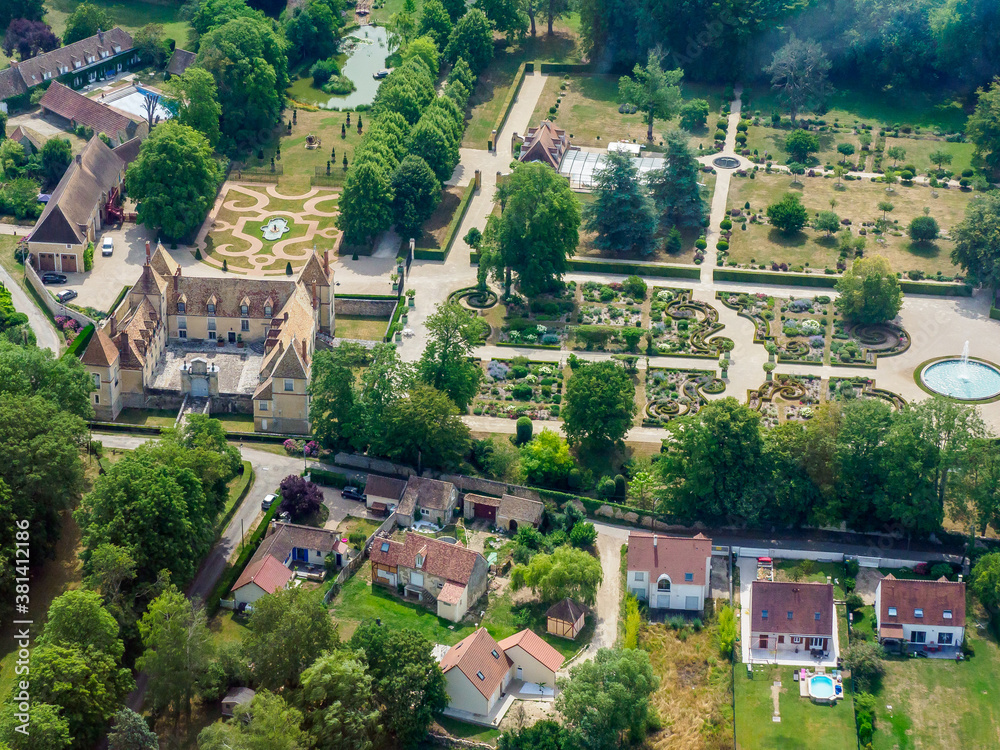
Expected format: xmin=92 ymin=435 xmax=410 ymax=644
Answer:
xmin=720 ymin=218 xmax=732 ymax=230
xmin=614 ymin=474 xmax=626 ymax=499
xmin=695 ymin=238 xmax=707 ymax=250
xmin=597 ymin=476 xmax=617 ymax=499
xmin=515 ymin=416 xmax=533 ymax=445
xmin=716 ymin=240 xmax=729 ymax=251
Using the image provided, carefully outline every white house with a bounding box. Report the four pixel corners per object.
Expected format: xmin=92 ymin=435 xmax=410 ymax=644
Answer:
xmin=497 ymin=629 xmax=563 ymax=686
xmin=875 ymin=574 xmax=966 ymax=653
xmin=626 ymin=532 xmax=712 ymax=612
xmin=232 ymin=522 xmax=348 ymax=606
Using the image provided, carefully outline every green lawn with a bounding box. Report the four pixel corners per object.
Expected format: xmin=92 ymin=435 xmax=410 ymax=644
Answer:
xmin=44 ymin=0 xmax=191 ymax=49
xmin=259 ymin=106 xmax=365 ymax=192
xmin=214 ymin=414 xmax=255 ymax=433
xmin=462 ymin=26 xmax=583 ymax=148
xmin=329 ymin=561 xmax=590 ymax=658
xmin=871 ymin=628 xmax=1000 ymax=750
xmin=773 ymin=560 xmax=848 ymax=599
xmin=882 ymin=136 xmax=976 ymax=176
xmin=530 ymin=74 xmax=724 ymax=151
xmin=114 ymin=407 xmax=178 ymax=427
xmin=434 ymin=716 xmax=502 ymax=744
xmin=736 ymin=663 xmax=858 ymax=750
xmin=726 ymin=172 xmax=969 ymax=276
xmin=741 ymin=85 xmax=970 ymax=134
xmin=336 ymin=515 xmax=384 ymax=541
xmin=335 ymin=314 xmax=390 ymax=341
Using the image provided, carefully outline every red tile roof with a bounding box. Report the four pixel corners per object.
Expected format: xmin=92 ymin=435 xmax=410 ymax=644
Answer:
xmin=750 ymin=581 xmax=834 ymax=637
xmin=498 ymin=629 xmax=563 ymax=673
xmin=233 ymin=554 xmax=293 ymax=595
xmin=519 ymin=120 xmax=568 ymax=169
xmin=626 ymin=532 xmax=711 ymax=586
xmin=440 ymin=628 xmax=512 ymax=699
xmin=40 ymin=82 xmax=140 ymax=141
xmin=439 ymin=581 xmax=465 ymax=605
xmin=877 ymin=575 xmax=966 ymax=628
xmin=369 ymin=532 xmax=484 ymax=586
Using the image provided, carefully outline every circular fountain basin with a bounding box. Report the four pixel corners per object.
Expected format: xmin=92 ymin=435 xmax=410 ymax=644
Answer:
xmin=713 ymin=156 xmax=741 ymax=169
xmin=921 ymin=359 xmax=1000 ymax=401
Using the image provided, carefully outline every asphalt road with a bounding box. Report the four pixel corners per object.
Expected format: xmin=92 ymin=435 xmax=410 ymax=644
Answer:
xmin=0 ymin=228 xmax=61 ymax=354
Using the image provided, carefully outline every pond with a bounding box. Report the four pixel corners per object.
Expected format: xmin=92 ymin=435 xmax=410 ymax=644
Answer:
xmin=286 ymin=25 xmax=390 ymax=109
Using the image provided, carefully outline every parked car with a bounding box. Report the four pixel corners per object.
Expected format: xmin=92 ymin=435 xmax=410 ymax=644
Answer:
xmin=341 ymin=486 xmax=366 ymax=502
xmin=261 ymin=493 xmax=277 ymax=510
xmin=42 ymin=272 xmax=67 ymax=284
xmin=101 ymin=236 xmax=114 ymax=256
xmin=56 ymin=289 xmax=77 ymax=303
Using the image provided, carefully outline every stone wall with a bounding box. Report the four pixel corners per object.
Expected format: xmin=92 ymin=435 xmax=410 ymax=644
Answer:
xmin=334 ymin=452 xmax=416 ymax=478
xmin=24 ymin=259 xmax=95 ymax=329
xmin=334 ymin=298 xmax=397 ymax=317
xmin=439 ymin=473 xmax=540 ymax=501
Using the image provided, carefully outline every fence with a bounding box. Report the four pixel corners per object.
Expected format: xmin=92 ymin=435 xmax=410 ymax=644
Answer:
xmin=323 ymin=511 xmax=398 ymax=603
xmin=231 ymin=163 xmax=283 ymax=184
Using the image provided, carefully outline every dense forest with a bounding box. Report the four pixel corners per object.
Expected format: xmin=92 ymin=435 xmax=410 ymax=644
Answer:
xmin=579 ymin=0 xmax=999 ymax=96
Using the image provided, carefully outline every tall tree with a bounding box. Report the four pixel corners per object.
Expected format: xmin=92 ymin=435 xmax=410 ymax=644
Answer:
xmin=475 ymin=0 xmax=526 ymax=42
xmin=951 ymin=192 xmax=1000 ymax=289
xmin=125 ymin=122 xmax=222 ymax=241
xmin=391 ymin=154 xmax=441 ymax=240
xmin=617 ymin=48 xmax=683 ymax=142
xmin=132 ymin=23 xmax=167 ymax=67
xmin=107 ymin=709 xmax=157 ymax=750
xmin=519 ymin=429 xmax=576 ymax=487
xmin=283 ymin=0 xmax=341 ymax=64
xmin=557 ymin=648 xmax=659 ymax=748
xmin=480 ymin=162 xmax=580 ymax=296
xmin=765 ymin=36 xmax=831 ymax=124
xmin=0 ymin=702 xmax=71 ymax=750
xmin=511 ymin=545 xmax=603 ymax=605
xmin=562 ymin=359 xmax=637 ymax=448
xmin=407 ymin=117 xmax=458 ymax=182
xmin=376 ymin=384 xmax=471 ymax=471
xmin=241 ymin=587 xmax=337 ymax=690
xmin=965 ymin=78 xmax=1000 ymax=177
xmin=167 ymin=68 xmax=222 ymax=148
xmin=63 ymin=3 xmax=114 ymax=45
xmin=583 ymin=150 xmax=657 ymax=256
xmin=445 ymin=8 xmax=494 ymax=73
xmin=0 ymin=0 xmax=44 ymax=31
xmin=198 ymin=692 xmax=308 ymax=750
xmin=39 ymin=590 xmax=125 ymax=661
xmin=544 ymin=0 xmax=570 ymax=35
xmin=834 ymin=255 xmax=903 ymax=324
xmin=39 ymin=138 xmax=72 ymax=189
xmin=825 ymin=398 xmax=894 ymax=531
xmin=349 ymin=624 xmax=448 ymax=749
xmin=309 ymin=346 xmax=362 ymax=449
xmin=2 ymin=19 xmax=58 ymax=60
xmin=298 ymin=651 xmax=380 ymax=750
xmin=355 ymin=343 xmax=415 ymax=448
xmin=419 ymin=0 xmax=453 ymax=48
xmin=646 ymin=128 xmax=706 ymax=231
xmin=196 ymin=17 xmax=288 ymax=147
xmin=418 ymin=303 xmax=486 ymax=411
xmin=657 ymin=398 xmax=767 ymax=525
xmin=136 ymin=586 xmax=214 ymax=720
xmin=337 ymin=158 xmax=395 ymax=245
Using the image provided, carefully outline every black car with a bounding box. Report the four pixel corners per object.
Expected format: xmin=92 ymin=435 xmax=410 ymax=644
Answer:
xmin=341 ymin=486 xmax=366 ymax=502
xmin=42 ymin=272 xmax=67 ymax=284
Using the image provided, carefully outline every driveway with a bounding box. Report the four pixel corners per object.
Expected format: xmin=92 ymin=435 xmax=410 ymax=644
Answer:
xmin=318 ymin=484 xmax=373 ymax=530
xmin=64 ymin=224 xmax=157 ymax=312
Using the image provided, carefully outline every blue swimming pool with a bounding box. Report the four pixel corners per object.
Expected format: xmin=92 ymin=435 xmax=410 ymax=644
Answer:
xmin=808 ymin=674 xmax=835 ymax=700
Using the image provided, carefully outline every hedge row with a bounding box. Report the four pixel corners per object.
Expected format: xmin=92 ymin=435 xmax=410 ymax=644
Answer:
xmin=991 ymin=304 xmax=1000 ymax=321
xmin=566 ymin=259 xmax=702 ymax=278
xmin=714 ymin=267 xmax=972 ymax=296
xmin=487 ymin=62 xmax=529 ymax=151
xmin=63 ymin=323 xmax=95 ymax=360
xmin=107 ymin=284 xmax=130 ymax=315
xmin=336 ymin=293 xmax=399 ymax=300
xmin=208 ymin=499 xmax=281 ymax=615
xmin=88 ymin=421 xmax=310 ymax=443
xmin=309 ymin=468 xmax=353 ymax=488
xmin=215 ymin=461 xmax=255 ymax=534
xmin=383 ymin=298 xmax=405 ymax=341
xmin=538 ymin=62 xmax=592 ymax=74
xmin=414 ymin=180 xmax=477 ymax=261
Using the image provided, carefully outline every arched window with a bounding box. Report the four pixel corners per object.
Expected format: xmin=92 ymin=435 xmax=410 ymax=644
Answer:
xmin=657 ymin=577 xmax=671 ymax=592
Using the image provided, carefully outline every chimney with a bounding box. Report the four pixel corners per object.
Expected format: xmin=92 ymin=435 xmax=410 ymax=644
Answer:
xmin=826 ymin=575 xmax=832 ymax=585
xmin=301 ymin=338 xmax=307 ymax=362
xmin=323 ymin=250 xmax=329 ymax=275
xmin=958 ymin=574 xmax=963 ymax=583
xmin=109 ymin=315 xmax=117 ymax=338
xmin=145 ymin=241 xmax=151 ymax=265
xmin=653 ymin=534 xmax=657 ymax=548
xmin=284 ymin=311 xmax=288 ymax=322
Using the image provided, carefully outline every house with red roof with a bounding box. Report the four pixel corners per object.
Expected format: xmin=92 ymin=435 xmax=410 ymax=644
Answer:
xmin=750 ymin=580 xmax=837 ymax=665
xmin=232 ymin=522 xmax=349 ymax=607
xmin=439 ymin=627 xmax=564 ymax=722
xmin=626 ymin=532 xmax=712 ymax=612
xmin=874 ymin=574 xmax=966 ymax=654
xmin=369 ymin=532 xmax=488 ymax=622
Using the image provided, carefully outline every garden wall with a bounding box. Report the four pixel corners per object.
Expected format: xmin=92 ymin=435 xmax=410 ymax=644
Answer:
xmin=487 ymin=62 xmax=532 ymax=151
xmin=438 ymin=473 xmax=540 ymax=501
xmin=714 ymin=267 xmax=972 ymax=296
xmin=567 ymin=258 xmax=702 ymax=278
xmin=25 ymin=259 xmax=95 ymax=328
xmin=333 ymin=452 xmax=416 ymax=478
xmin=414 ymin=181 xmax=477 ymax=261
xmin=335 ymin=298 xmax=397 ymax=317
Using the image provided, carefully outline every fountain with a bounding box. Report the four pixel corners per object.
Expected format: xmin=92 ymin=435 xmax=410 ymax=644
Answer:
xmin=919 ymin=342 xmax=1000 ymax=401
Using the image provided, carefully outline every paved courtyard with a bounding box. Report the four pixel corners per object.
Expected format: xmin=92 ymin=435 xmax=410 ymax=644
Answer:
xmin=147 ymin=343 xmax=263 ymax=394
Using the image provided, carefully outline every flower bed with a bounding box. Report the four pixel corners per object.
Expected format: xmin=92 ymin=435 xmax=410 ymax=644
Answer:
xmin=498 ymin=286 xmax=576 ymax=348
xmin=828 ymin=377 xmax=906 ymax=409
xmin=746 ymin=375 xmax=823 ymax=427
xmin=578 ymin=281 xmax=643 ymax=326
xmin=643 ymin=367 xmax=725 ymax=426
xmin=472 ymin=358 xmax=566 ymax=420
xmin=648 ymin=288 xmax=733 ymax=357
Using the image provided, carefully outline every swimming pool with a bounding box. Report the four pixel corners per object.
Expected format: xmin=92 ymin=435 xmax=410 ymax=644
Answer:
xmin=102 ymin=84 xmax=174 ymax=123
xmin=807 ymin=674 xmax=839 ymax=703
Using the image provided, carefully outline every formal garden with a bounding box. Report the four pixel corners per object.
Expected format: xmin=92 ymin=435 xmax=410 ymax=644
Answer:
xmin=721 ymin=171 xmax=974 ymax=278
xmin=746 ymin=374 xmax=906 ymax=427
xmin=642 ymin=367 xmax=726 ymax=426
xmin=647 ymin=287 xmax=733 ymax=358
xmin=718 ymin=291 xmax=909 ymax=366
xmin=199 ymin=185 xmax=340 ymax=274
xmin=471 ymin=358 xmax=567 ymax=420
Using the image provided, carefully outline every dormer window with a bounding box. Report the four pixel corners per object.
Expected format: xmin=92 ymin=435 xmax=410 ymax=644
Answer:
xmin=264 ymin=303 xmax=273 ymax=317
xmin=177 ymin=301 xmax=186 ymax=313
xmin=240 ymin=303 xmax=249 ymax=317
xmin=43 ymin=71 xmax=52 ymax=80
xmin=73 ymin=60 xmax=81 ymax=69
xmin=415 ymin=554 xmax=424 ymax=568
xmin=113 ymin=45 xmax=121 ymax=53
xmin=888 ymin=607 xmax=897 ymax=616
xmin=914 ymin=608 xmax=924 ymax=618
xmin=787 ymin=611 xmax=793 ymax=620
xmin=943 ymin=609 xmax=953 ymax=619
xmin=207 ymin=303 xmax=216 ymax=314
